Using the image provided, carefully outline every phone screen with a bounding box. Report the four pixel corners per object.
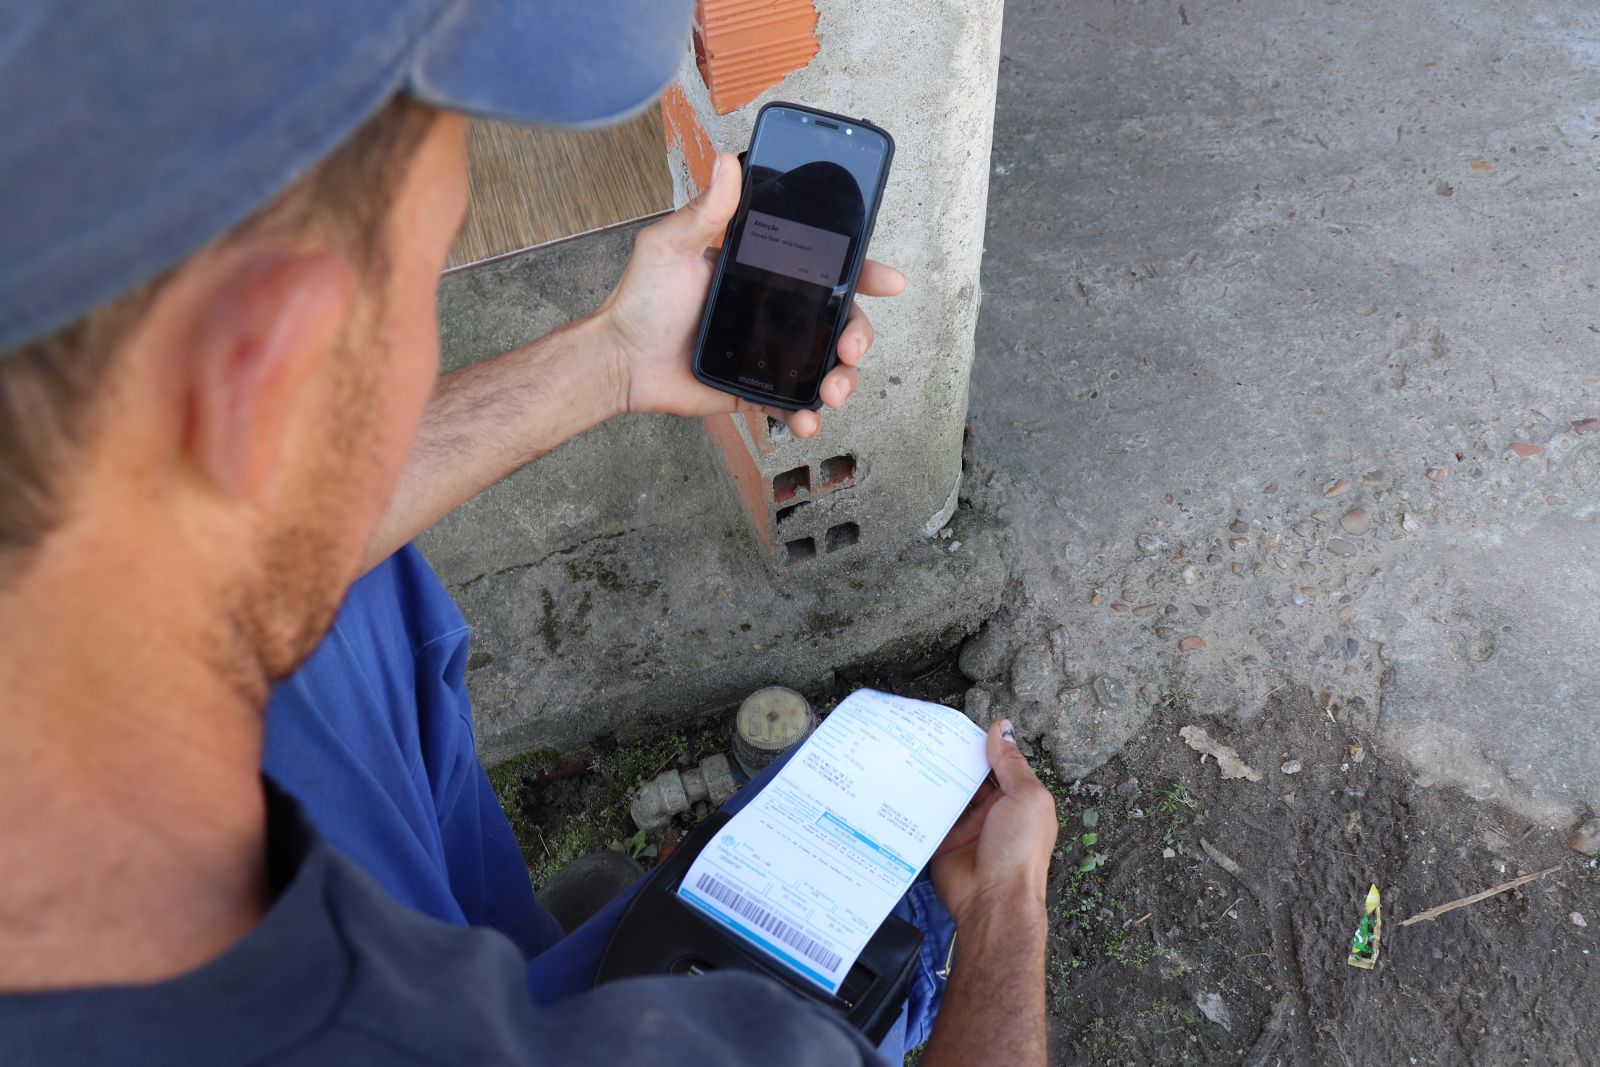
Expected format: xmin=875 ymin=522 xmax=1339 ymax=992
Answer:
xmin=693 ymin=105 xmax=892 ymax=410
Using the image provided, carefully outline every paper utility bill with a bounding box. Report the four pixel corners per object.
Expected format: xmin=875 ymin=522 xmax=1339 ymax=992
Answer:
xmin=677 ymin=689 xmax=990 ymax=993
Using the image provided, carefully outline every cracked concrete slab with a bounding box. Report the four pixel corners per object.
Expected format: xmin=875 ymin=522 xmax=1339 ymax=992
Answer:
xmin=965 ymin=0 xmax=1600 ymax=828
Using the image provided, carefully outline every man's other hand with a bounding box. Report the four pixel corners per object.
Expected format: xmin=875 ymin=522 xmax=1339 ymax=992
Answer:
xmin=595 ymin=150 xmax=905 ymax=439
xmin=931 ymin=720 xmax=1059 ymax=927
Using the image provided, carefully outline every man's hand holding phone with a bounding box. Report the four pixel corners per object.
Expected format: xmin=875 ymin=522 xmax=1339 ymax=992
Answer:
xmin=597 ymin=150 xmax=904 ymax=439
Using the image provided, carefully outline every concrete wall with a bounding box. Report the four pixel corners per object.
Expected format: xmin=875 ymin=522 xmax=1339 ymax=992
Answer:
xmin=422 ymin=0 xmax=1009 ymax=764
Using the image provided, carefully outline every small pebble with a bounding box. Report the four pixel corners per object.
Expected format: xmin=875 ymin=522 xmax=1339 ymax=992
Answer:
xmin=1570 ymin=817 xmax=1600 ymax=857
xmin=948 ymin=540 xmax=961 ymax=552
xmin=1299 ymin=586 xmax=1318 ymax=596
xmin=1362 ymin=470 xmax=1384 ymax=485
xmin=1207 ymin=553 xmax=1222 ymax=565
xmin=1228 ymin=519 xmax=1248 ymax=535
xmin=1090 ymin=593 xmax=1103 ymax=605
xmin=1194 ymin=992 xmax=1232 ymax=1032
xmin=1136 ymin=532 xmax=1164 ymax=556
xmin=1181 ymin=565 xmax=1198 ymax=585
xmin=1178 ymin=635 xmax=1206 ymax=652
xmin=1572 ymin=912 xmax=1589 ymax=928
xmin=1401 ymin=512 xmax=1422 ymax=533
xmin=1230 ymin=536 xmax=1249 ymax=551
xmin=1346 ymin=638 xmax=1361 ymax=660
xmin=1572 ymin=417 xmax=1600 ymax=434
xmin=1291 ymin=594 xmax=1306 ymax=606
xmin=1162 ymin=847 xmax=1177 ymax=859
xmin=964 ymin=687 xmax=993 ymax=723
xmin=1293 ymin=522 xmax=1311 ymax=537
xmin=1133 ymin=603 xmax=1158 ymax=616
xmin=1337 ymin=605 xmax=1353 ymax=620
xmin=1324 ymin=479 xmax=1350 ymax=497
xmin=1340 ymin=507 xmax=1371 ymax=537
xmin=1154 ymin=625 xmax=1175 ymax=639
xmin=1326 ymin=538 xmax=1358 ymax=557
xmin=1272 ymin=554 xmax=1289 ymax=571
xmin=1231 ymin=563 xmax=1244 ymax=576
xmin=1262 ymin=481 xmax=1278 ymax=494
xmin=1194 ymin=604 xmax=1211 ymax=617
xmin=1111 ymin=602 xmax=1130 ymax=613
xmin=1298 ymin=561 xmax=1316 ymax=575
xmin=1093 ymin=676 xmax=1129 ymax=710
xmin=1427 ymin=466 xmax=1446 ymax=481
xmin=1281 ymin=759 xmax=1302 ymax=775
xmin=1510 ymin=442 xmax=1543 ymax=458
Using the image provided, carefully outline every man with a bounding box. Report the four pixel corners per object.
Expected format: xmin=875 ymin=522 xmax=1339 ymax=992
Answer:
xmin=0 ymin=2 xmax=1058 ymax=1064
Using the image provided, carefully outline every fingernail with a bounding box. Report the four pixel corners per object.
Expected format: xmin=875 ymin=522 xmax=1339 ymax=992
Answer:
xmin=709 ymin=155 xmax=722 ymax=185
xmin=1000 ymin=719 xmax=1016 ymax=743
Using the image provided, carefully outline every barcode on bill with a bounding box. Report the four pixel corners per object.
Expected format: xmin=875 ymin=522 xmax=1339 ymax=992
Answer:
xmin=694 ymin=874 xmax=844 ymax=973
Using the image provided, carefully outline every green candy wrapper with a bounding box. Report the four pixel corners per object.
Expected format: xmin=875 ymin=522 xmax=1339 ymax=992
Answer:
xmin=1347 ymin=883 xmax=1382 ymax=969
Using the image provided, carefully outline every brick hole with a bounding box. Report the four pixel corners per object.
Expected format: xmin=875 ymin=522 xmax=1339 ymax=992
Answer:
xmin=772 ymin=465 xmax=810 ymax=503
xmin=776 ymin=501 xmax=810 ymax=527
xmin=766 ymin=416 xmax=792 ymax=445
xmin=825 ymin=522 xmax=860 ymax=553
xmin=783 ymin=537 xmax=816 ymax=565
xmin=820 ymin=454 xmax=856 ymax=490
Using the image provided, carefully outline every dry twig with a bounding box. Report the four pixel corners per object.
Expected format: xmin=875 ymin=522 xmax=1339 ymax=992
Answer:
xmin=1201 ymin=837 xmax=1247 ymax=880
xmin=1397 ymin=865 xmax=1561 ymax=927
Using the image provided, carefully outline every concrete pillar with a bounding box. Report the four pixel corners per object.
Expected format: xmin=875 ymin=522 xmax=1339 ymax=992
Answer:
xmin=664 ymin=0 xmax=1004 ymax=569
xmin=422 ymin=0 xmax=1008 ymax=764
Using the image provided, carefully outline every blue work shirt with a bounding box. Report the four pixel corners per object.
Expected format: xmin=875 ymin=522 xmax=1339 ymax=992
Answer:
xmin=255 ymin=545 xmax=946 ymax=1055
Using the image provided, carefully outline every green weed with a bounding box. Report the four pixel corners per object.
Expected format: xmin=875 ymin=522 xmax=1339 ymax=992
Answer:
xmin=607 ymin=827 xmax=658 ymax=862
xmin=1073 ymin=1017 xmax=1135 ymax=1055
xmin=1156 ymin=777 xmax=1206 ymax=856
xmin=487 ymin=723 xmax=730 ymax=889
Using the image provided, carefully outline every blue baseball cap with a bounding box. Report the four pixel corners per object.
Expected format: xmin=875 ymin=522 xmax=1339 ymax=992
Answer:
xmin=0 ymin=0 xmax=693 ymax=355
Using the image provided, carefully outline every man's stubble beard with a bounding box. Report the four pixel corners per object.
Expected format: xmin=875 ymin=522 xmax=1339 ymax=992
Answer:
xmin=214 ymin=310 xmax=393 ymax=707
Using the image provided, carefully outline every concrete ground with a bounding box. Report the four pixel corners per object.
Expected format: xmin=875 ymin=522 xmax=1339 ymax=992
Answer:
xmin=965 ymin=0 xmax=1600 ymax=830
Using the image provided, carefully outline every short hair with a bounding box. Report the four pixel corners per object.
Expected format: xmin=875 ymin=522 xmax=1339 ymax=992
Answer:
xmin=0 ymin=97 xmax=436 ymax=566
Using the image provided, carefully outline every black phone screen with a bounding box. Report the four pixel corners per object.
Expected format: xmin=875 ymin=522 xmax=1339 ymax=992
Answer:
xmin=693 ymin=104 xmax=892 ymax=410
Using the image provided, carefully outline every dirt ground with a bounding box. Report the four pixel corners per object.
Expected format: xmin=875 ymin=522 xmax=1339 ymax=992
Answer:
xmin=1040 ymin=687 xmax=1600 ymax=1066
xmin=492 ymin=664 xmax=1599 ymax=1066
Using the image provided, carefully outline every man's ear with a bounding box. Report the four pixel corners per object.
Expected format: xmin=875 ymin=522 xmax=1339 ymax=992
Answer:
xmin=185 ymin=247 xmax=355 ymax=500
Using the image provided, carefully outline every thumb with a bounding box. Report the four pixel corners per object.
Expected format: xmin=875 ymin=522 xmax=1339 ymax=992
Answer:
xmin=986 ymin=718 xmax=1040 ymax=795
xmin=660 ymin=150 xmax=742 ymax=256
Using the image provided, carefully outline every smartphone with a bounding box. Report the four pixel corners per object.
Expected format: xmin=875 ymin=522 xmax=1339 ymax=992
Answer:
xmin=691 ymin=102 xmax=894 ymax=411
